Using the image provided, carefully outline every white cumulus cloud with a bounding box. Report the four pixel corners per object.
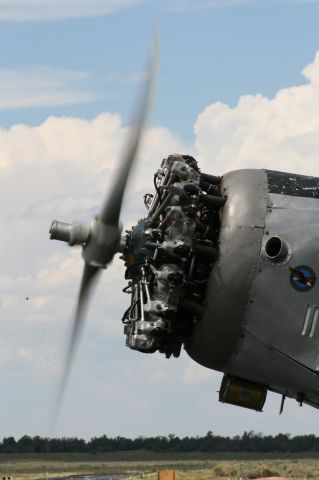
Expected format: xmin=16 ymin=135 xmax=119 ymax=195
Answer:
xmin=195 ymin=51 xmax=319 ymax=177
xmin=0 ymin=107 xmax=186 ymax=388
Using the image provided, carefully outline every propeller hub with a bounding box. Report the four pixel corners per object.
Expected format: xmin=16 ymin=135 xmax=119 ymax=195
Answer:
xmin=83 ymin=218 xmax=121 ymax=269
xmin=49 ymin=220 xmax=90 ymax=246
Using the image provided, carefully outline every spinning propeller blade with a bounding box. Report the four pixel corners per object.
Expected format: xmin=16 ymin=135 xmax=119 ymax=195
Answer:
xmin=52 ymin=31 xmax=159 ymax=426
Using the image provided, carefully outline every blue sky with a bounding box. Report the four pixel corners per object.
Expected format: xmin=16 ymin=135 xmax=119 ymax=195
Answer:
xmin=1 ymin=1 xmax=318 ymax=137
xmin=1 ymin=0 xmax=319 ymax=440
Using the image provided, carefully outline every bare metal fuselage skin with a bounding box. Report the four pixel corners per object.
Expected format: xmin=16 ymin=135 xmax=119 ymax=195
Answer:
xmin=186 ymin=169 xmax=319 ymax=408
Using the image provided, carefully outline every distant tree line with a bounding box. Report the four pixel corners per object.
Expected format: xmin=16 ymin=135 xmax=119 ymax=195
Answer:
xmin=0 ymin=431 xmax=318 ymax=453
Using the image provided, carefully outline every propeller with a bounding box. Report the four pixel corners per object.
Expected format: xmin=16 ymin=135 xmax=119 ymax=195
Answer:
xmin=50 ymin=31 xmax=159 ymax=426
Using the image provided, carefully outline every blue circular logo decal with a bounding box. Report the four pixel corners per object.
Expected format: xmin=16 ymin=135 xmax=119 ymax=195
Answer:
xmin=290 ymin=265 xmax=317 ymax=292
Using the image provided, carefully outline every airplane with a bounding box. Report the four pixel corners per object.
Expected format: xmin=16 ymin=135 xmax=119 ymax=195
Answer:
xmin=49 ymin=36 xmax=319 ymax=416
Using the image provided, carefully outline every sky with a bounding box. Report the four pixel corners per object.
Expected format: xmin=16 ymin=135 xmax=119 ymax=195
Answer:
xmin=1 ymin=0 xmax=319 ymax=440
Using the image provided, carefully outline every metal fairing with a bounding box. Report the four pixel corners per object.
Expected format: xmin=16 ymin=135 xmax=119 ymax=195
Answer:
xmin=187 ymin=168 xmax=319 ymax=407
xmin=186 ymin=169 xmax=268 ymax=370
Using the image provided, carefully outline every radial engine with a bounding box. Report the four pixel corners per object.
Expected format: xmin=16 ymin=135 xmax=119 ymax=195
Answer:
xmin=120 ymin=154 xmax=225 ymax=358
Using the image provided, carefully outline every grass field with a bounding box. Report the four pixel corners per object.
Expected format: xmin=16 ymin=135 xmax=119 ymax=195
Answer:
xmin=0 ymin=452 xmax=318 ymax=480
